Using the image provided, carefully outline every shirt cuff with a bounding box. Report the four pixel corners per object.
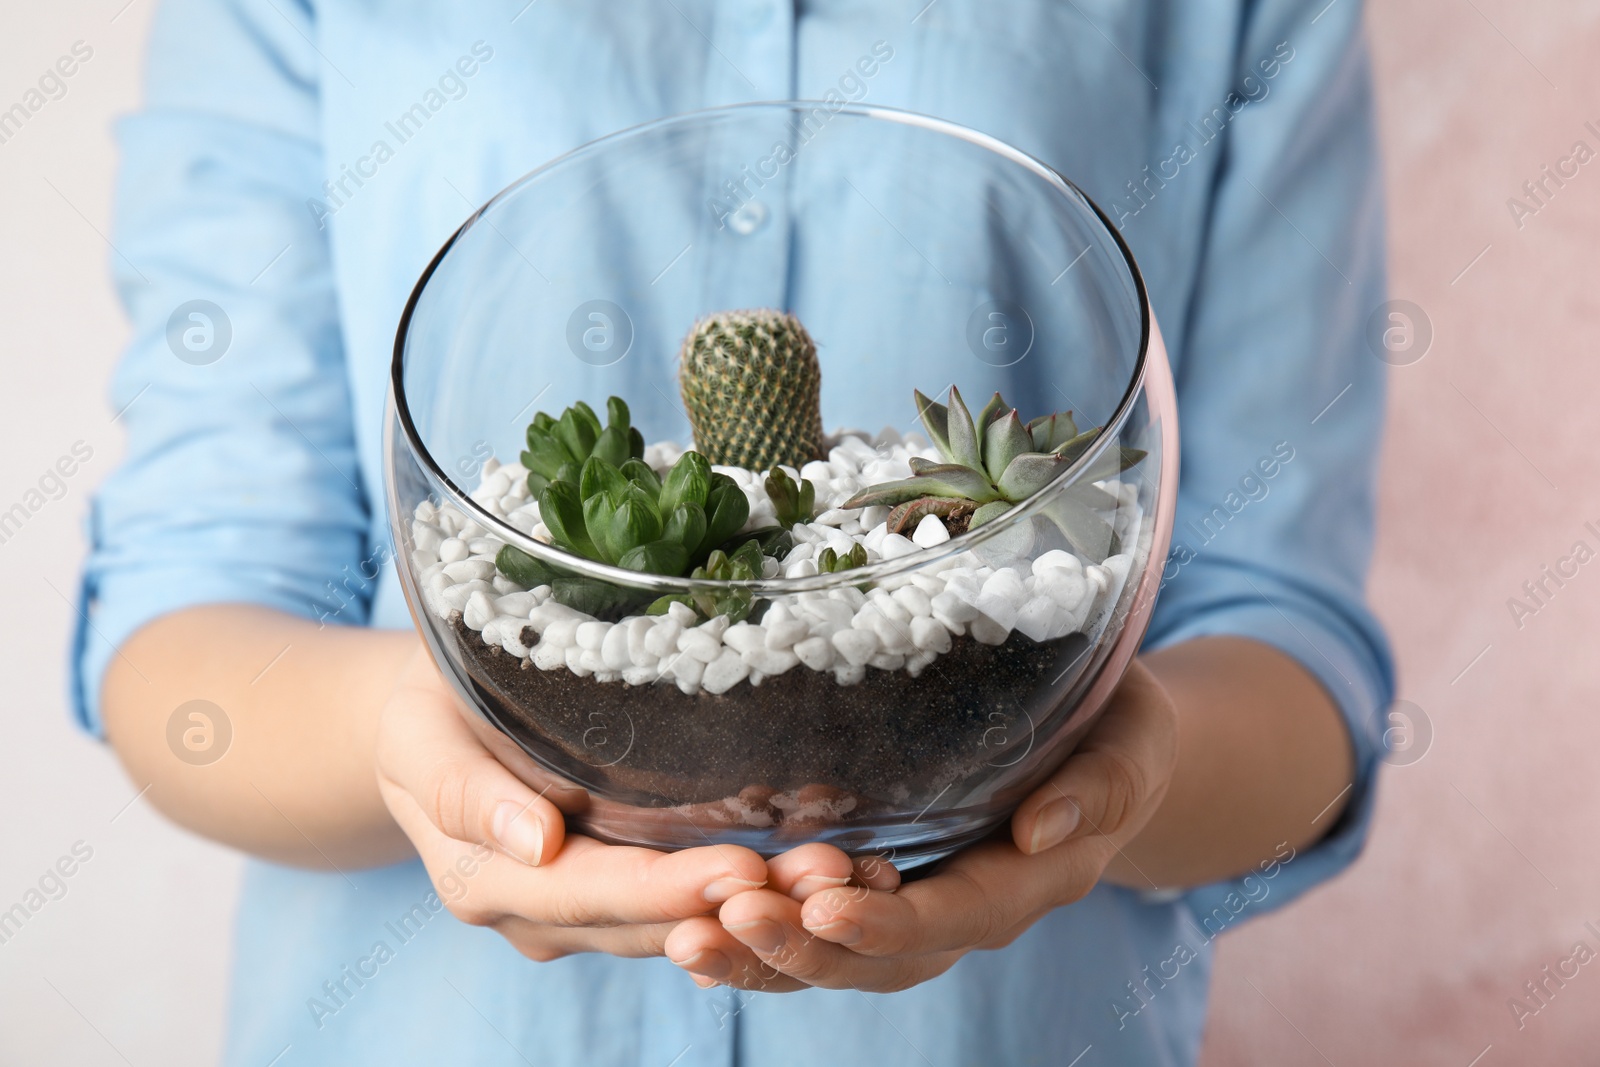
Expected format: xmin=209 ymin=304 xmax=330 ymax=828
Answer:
xmin=1140 ymin=598 xmax=1391 ymax=933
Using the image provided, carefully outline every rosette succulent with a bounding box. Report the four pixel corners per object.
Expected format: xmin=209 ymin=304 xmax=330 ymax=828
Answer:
xmin=496 ymin=401 xmax=760 ymax=616
xmin=843 ymin=386 xmax=1143 ymax=556
xmin=519 ymin=397 xmax=645 ymax=496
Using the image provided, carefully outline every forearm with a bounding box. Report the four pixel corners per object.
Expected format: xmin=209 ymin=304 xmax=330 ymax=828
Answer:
xmin=1102 ymin=636 xmax=1355 ymax=890
xmin=102 ymin=604 xmax=418 ymax=869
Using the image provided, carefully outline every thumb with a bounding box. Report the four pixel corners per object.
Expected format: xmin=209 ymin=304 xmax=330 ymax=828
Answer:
xmin=1012 ymin=660 xmax=1177 ymax=856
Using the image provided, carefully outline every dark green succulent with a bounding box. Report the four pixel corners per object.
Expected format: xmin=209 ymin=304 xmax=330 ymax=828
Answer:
xmin=496 ymin=441 xmax=757 ymax=617
xmin=842 ymin=386 xmax=1144 ymax=556
xmin=763 ymin=465 xmax=816 ymax=529
xmin=519 ymin=397 xmax=645 ymax=496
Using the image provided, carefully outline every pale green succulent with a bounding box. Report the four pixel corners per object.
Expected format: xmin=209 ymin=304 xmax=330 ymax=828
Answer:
xmin=842 ymin=386 xmax=1143 ymax=556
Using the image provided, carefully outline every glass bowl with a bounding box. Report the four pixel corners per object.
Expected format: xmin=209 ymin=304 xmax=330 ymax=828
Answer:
xmin=384 ymin=102 xmax=1178 ymax=870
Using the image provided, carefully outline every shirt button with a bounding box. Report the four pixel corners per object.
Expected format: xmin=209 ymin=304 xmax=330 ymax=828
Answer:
xmin=728 ymin=199 xmax=769 ymax=235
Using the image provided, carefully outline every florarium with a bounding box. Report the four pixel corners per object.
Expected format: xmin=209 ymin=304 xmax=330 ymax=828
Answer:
xmin=385 ymin=103 xmax=1177 ymax=868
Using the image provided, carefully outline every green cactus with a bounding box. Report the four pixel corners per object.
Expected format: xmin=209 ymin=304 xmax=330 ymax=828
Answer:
xmin=842 ymin=386 xmax=1144 ymax=557
xmin=678 ymin=309 xmax=825 ymax=470
xmin=519 ymin=396 xmax=645 ymax=496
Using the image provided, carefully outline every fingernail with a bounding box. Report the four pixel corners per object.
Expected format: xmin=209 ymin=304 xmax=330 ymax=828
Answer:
xmin=1030 ymin=798 xmax=1080 ymax=854
xmin=790 ymin=874 xmax=852 ymax=899
xmin=493 ymin=801 xmax=543 ymax=865
xmin=726 ymin=919 xmax=786 ymax=954
xmin=703 ymin=877 xmax=765 ymax=903
xmin=671 ymin=948 xmax=733 ymax=980
xmin=691 ymin=974 xmax=720 ymax=989
xmin=803 ymin=918 xmax=862 ymax=945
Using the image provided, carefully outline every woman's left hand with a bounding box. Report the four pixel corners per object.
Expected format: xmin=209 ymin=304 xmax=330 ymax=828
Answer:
xmin=663 ymin=660 xmax=1179 ymax=993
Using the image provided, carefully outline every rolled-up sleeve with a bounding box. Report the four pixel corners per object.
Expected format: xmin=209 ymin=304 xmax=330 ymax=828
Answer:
xmin=1142 ymin=0 xmax=1395 ymax=920
xmin=72 ymin=0 xmax=369 ymax=736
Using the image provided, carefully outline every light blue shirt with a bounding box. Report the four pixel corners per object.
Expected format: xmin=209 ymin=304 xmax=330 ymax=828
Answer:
xmin=74 ymin=1 xmax=1394 ymax=1064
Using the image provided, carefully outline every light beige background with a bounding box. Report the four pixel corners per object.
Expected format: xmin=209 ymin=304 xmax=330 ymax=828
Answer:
xmin=0 ymin=2 xmax=1593 ymax=1064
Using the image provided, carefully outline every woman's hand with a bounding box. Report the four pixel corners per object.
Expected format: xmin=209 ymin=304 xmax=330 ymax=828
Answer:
xmin=665 ymin=661 xmax=1179 ymax=992
xmin=375 ymin=645 xmax=792 ymax=962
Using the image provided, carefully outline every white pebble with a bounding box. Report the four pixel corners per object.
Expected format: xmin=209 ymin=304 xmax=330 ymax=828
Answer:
xmin=833 ymin=662 xmax=866 ymax=685
xmin=563 ymin=646 xmax=591 ymax=677
xmin=746 ymin=648 xmax=800 ymax=676
xmin=868 ymin=651 xmax=906 ymax=671
xmin=495 ymin=592 xmax=537 ymax=617
xmin=667 ymin=601 xmax=697 ymax=627
xmin=906 ymin=650 xmax=938 ymax=677
xmin=644 ymin=619 xmax=682 ymax=658
xmin=1014 ymin=596 xmax=1060 ymax=642
xmin=891 ymin=585 xmax=933 ymax=617
xmin=441 ymin=580 xmax=492 ymax=613
xmin=702 ymin=649 xmax=749 ymax=694
xmin=863 ymin=523 xmax=890 ymax=551
xmin=975 ymin=569 xmax=1028 ymax=629
xmin=971 ymin=614 xmax=1010 ymax=645
xmin=879 ymin=533 xmax=919 ymax=559
xmin=576 ymin=621 xmax=610 ymax=652
xmin=444 ymin=560 xmax=495 ymax=584
xmin=601 ymin=623 xmax=631 ymax=670
xmin=411 ymin=547 xmax=439 ymax=571
xmin=724 ymin=623 xmax=766 ymax=655
xmin=912 ymin=514 xmax=950 ymax=548
xmin=785 ymin=558 xmax=819 ymax=579
xmin=1037 ymin=569 xmax=1088 ymax=612
xmin=1031 ymin=550 xmax=1082 ymax=577
xmin=543 ymin=619 xmax=582 ymax=650
xmin=678 ymin=628 xmax=722 ymax=663
xmin=532 ymin=642 xmax=567 ymax=671
xmin=439 ymin=538 xmax=469 ymax=564
xmin=764 ymin=617 xmax=809 ymax=650
xmin=832 ymin=628 xmax=880 ymax=666
xmin=463 ymin=590 xmax=495 ymax=630
xmin=793 ymin=636 xmax=835 ymax=671
xmin=672 ymin=654 xmax=704 ymax=692
xmin=412 ymin=523 xmax=443 ymax=554
xmin=911 ymin=615 xmax=952 ymax=654
xmin=626 ymin=616 xmax=657 ymax=666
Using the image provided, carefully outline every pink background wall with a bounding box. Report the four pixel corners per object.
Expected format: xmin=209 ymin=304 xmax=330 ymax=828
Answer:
xmin=0 ymin=1 xmax=1594 ymax=1063
xmin=1202 ymin=2 xmax=1600 ymax=1063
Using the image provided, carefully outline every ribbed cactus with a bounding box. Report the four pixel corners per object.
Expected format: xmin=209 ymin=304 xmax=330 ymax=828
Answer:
xmin=678 ymin=309 xmax=825 ymax=470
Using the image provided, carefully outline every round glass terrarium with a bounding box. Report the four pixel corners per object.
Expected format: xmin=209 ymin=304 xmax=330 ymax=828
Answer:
xmin=385 ymin=102 xmax=1179 ymax=870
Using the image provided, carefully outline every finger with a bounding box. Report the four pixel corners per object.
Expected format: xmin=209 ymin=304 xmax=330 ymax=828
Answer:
xmin=719 ymin=890 xmax=955 ymax=992
xmin=851 ymin=852 xmax=902 ymax=892
xmin=765 ymin=843 xmax=855 ymax=901
xmin=1012 ymin=659 xmax=1178 ymax=855
xmin=493 ymin=914 xmax=682 ymax=963
xmin=384 ymin=776 xmax=767 ymax=927
xmin=376 ymin=674 xmax=565 ymax=866
xmin=799 ymin=839 xmax=1106 ymax=958
xmin=663 ymin=916 xmax=808 ymax=993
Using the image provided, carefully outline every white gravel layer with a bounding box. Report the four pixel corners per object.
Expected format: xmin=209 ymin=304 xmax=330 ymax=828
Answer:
xmin=411 ymin=430 xmax=1141 ymax=693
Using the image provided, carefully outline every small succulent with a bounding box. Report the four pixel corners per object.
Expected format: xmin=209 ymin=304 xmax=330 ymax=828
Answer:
xmin=495 ymin=446 xmax=754 ymax=617
xmin=817 ymin=543 xmax=868 ymax=574
xmin=520 ymin=397 xmax=644 ymax=496
xmin=842 ymin=386 xmax=1143 ymax=556
xmin=646 ymin=540 xmax=766 ymax=623
xmin=679 ymin=309 xmax=825 ymax=470
xmin=763 ymin=465 xmax=816 ymax=529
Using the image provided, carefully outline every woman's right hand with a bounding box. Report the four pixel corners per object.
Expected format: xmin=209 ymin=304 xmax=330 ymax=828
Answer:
xmin=375 ymin=644 xmax=790 ymax=962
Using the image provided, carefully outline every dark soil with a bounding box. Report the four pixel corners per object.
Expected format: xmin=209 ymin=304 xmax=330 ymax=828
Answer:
xmin=452 ymin=616 xmax=1093 ymax=823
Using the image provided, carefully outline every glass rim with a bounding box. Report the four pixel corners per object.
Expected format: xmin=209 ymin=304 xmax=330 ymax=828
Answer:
xmin=389 ymin=100 xmax=1153 ymax=595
